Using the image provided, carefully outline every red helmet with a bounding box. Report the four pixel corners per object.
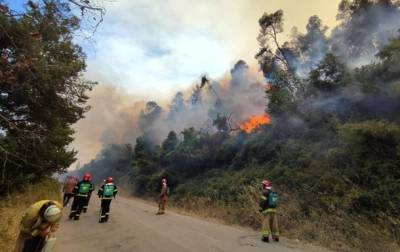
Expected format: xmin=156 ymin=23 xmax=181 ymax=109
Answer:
xmin=262 ymin=179 xmax=272 ymax=189
xmin=106 ymin=177 xmax=113 ymax=183
xmin=83 ymin=173 xmax=92 ymax=181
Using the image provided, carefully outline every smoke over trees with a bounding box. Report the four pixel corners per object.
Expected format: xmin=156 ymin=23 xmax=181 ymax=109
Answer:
xmin=74 ymin=1 xmax=400 ymax=250
xmin=332 ymin=0 xmax=400 ymax=64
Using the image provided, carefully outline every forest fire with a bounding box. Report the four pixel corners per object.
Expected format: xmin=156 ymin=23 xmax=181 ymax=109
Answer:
xmin=239 ymin=114 xmax=271 ymax=133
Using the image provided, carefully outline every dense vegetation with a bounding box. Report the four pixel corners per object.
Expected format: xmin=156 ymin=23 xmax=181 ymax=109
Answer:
xmin=0 ymin=1 xmax=96 ymax=195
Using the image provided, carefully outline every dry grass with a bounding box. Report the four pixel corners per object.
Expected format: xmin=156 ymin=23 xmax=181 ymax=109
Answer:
xmin=170 ymin=187 xmax=400 ymax=252
xmin=0 ymin=178 xmax=61 ymax=252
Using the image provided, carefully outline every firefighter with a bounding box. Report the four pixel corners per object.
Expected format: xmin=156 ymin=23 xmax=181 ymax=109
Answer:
xmin=69 ymin=173 xmax=94 ymax=220
xmin=62 ymin=176 xmax=78 ymax=207
xmin=98 ymin=177 xmax=118 ymax=223
xmin=157 ymin=178 xmax=169 ymax=215
xmin=82 ymin=174 xmax=94 ymax=213
xmin=259 ymin=179 xmax=279 ymax=243
xmin=14 ymin=200 xmax=62 ymax=252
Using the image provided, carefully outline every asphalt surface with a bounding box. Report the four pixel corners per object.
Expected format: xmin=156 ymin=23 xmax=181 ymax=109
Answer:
xmin=54 ymin=196 xmax=327 ymax=252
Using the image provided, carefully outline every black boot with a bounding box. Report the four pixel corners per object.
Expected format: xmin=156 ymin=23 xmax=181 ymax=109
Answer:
xmin=74 ymin=215 xmax=79 ymax=220
xmin=262 ymin=236 xmax=269 ymax=243
xmin=274 ymin=237 xmax=279 ymax=242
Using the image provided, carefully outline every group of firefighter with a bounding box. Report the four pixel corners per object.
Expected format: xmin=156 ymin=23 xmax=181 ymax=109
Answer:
xmin=15 ymin=176 xmax=278 ymax=251
xmin=63 ymin=173 xmax=118 ymax=222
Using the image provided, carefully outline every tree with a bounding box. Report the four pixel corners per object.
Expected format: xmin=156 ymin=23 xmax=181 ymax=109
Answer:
xmin=138 ymin=101 xmax=162 ymax=131
xmin=255 ymin=10 xmax=304 ymax=116
xmin=189 ymin=85 xmax=202 ymax=106
xmin=308 ymin=53 xmax=350 ymax=93
xmin=131 ymin=137 xmax=159 ymax=195
xmin=4 ymin=1 xmax=106 ymax=37
xmin=162 ymin=131 xmax=178 ymax=152
xmin=255 ymin=10 xmax=292 ymax=77
xmin=169 ymin=92 xmax=185 ymax=118
xmin=290 ymin=15 xmax=329 ymax=74
xmin=212 ymin=114 xmax=229 ymax=133
xmin=0 ymin=1 xmax=95 ymax=193
xmin=332 ymin=0 xmax=400 ymax=61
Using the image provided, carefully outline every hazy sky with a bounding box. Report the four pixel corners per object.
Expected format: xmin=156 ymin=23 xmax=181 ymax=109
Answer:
xmin=84 ymin=0 xmax=342 ymax=100
xmin=5 ymin=0 xmax=344 ymax=165
xmin=6 ymin=0 xmax=342 ymax=101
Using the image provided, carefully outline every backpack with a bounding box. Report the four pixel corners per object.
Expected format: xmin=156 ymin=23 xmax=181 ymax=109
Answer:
xmin=78 ymin=183 xmax=91 ymax=195
xmin=268 ymin=191 xmax=278 ymax=208
xmin=103 ymin=184 xmax=115 ymax=197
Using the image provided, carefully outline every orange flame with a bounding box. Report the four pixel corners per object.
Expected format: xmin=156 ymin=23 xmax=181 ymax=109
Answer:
xmin=239 ymin=114 xmax=271 ymax=133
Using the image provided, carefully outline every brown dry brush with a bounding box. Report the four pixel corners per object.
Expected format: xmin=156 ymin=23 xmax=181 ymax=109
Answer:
xmin=171 ymin=186 xmax=399 ymax=252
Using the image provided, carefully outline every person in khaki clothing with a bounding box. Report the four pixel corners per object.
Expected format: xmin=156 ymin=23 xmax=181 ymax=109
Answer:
xmin=259 ymin=179 xmax=279 ymax=243
xmin=62 ymin=176 xmax=78 ymax=207
xmin=15 ymin=200 xmax=62 ymax=252
xmin=157 ymin=178 xmax=169 ymax=215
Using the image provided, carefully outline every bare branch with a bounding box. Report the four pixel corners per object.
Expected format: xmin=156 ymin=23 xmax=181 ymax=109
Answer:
xmin=68 ymin=0 xmax=105 ymax=35
xmin=68 ymin=0 xmax=105 ymax=13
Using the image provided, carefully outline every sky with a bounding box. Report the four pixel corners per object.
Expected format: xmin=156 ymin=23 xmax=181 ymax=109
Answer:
xmin=6 ymin=0 xmax=342 ymax=100
xmin=83 ymin=0 xmax=342 ymax=100
xmin=5 ymin=0 xmax=343 ymax=165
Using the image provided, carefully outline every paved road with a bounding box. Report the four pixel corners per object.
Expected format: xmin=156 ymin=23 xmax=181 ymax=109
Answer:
xmin=55 ymin=196 xmax=327 ymax=252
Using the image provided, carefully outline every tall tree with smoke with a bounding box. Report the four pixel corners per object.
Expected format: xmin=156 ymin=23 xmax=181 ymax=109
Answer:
xmin=256 ymin=10 xmax=291 ymax=76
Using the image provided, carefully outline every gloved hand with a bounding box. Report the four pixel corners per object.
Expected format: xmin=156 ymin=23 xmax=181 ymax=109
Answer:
xmin=39 ymin=228 xmax=50 ymax=237
xmin=258 ymin=208 xmax=263 ymax=213
xmin=50 ymin=223 xmax=60 ymax=232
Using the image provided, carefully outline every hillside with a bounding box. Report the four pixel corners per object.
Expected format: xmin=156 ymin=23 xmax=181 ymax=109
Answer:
xmin=74 ymin=1 xmax=400 ymax=251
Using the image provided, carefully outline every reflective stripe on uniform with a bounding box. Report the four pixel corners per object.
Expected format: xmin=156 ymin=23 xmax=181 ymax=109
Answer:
xmin=261 ymin=230 xmax=269 ymax=236
xmin=262 ymin=208 xmax=276 ymax=214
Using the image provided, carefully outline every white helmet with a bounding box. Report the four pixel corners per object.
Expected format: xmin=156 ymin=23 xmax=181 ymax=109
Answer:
xmin=44 ymin=205 xmax=62 ymax=223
